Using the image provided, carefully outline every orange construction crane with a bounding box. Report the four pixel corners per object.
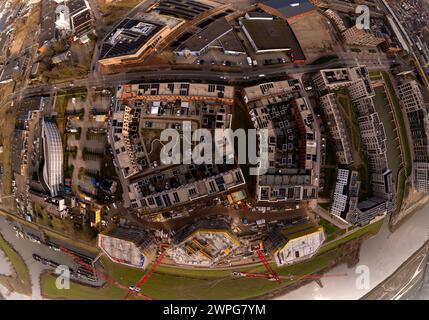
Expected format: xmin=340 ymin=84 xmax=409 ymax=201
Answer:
xmin=255 ymin=249 xmax=281 ymax=283
xmin=235 ymin=247 xmax=345 ymax=282
xmin=59 ymin=246 xmax=153 ymax=300
xmin=123 ymin=244 xmax=168 ymax=300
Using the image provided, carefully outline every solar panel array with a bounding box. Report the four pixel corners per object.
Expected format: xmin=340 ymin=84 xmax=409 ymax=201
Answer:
xmin=153 ymin=0 xmax=213 ymax=20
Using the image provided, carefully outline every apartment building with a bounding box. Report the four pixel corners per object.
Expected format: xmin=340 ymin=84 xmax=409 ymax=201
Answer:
xmin=243 ymin=80 xmax=319 ymax=203
xmin=319 ymin=93 xmax=353 ymax=165
xmin=266 ymin=223 xmax=325 ymax=266
xmin=398 ymin=80 xmax=429 ymax=193
xmin=316 ymin=66 xmax=393 ymax=223
xmin=342 ymin=25 xmax=385 ymax=47
xmin=398 ymin=80 xmax=426 ymax=113
xmin=313 ymin=66 xmax=373 ymax=92
xmin=330 ymin=168 xmax=360 ymax=221
xmin=324 ymin=9 xmax=346 ymax=32
xmin=353 ymin=97 xmax=393 ymax=200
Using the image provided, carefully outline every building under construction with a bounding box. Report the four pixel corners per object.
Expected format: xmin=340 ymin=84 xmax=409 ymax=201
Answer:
xmin=167 ymin=220 xmax=240 ymax=267
xmin=265 ymin=223 xmax=325 ymax=266
xmin=98 ymin=228 xmax=157 ymax=269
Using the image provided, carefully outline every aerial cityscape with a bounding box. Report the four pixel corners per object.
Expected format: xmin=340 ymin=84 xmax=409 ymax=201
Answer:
xmin=1 ymin=0 xmax=429 ymax=303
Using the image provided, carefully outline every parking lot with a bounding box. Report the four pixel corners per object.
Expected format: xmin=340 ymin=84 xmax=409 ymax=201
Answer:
xmin=65 ymin=91 xmax=111 ymax=197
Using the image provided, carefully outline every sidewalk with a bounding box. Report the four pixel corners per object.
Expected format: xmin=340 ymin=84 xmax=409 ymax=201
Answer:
xmin=314 ymin=205 xmax=350 ymax=229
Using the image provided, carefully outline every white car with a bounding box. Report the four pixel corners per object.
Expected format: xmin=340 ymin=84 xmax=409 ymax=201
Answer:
xmin=129 ymin=286 xmax=141 ymax=293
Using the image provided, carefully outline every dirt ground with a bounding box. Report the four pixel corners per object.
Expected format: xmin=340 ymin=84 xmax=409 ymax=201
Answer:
xmin=97 ymin=0 xmax=142 ymax=25
xmin=9 ymin=1 xmax=40 ymax=56
xmin=0 ymin=83 xmax=16 ymax=209
xmin=289 ymin=11 xmax=336 ymax=63
xmin=43 ymin=41 xmax=94 ymax=82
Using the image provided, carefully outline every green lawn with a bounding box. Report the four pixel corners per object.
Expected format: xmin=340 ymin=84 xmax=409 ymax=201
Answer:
xmin=318 ymin=218 xmax=346 ymax=242
xmin=0 ymin=234 xmax=32 ymax=295
xmin=372 ymin=87 xmax=401 ymax=180
xmin=336 ymin=90 xmax=370 ymax=197
xmin=40 ymin=219 xmax=385 ymax=300
xmin=41 ymin=249 xmax=340 ymax=300
xmin=371 ymin=71 xmax=412 ymax=214
xmin=99 ymin=0 xmax=143 ymax=25
xmin=369 ymin=71 xmax=382 ymax=81
xmin=318 ymin=218 xmax=384 ymax=255
xmin=318 ymin=202 xmax=330 ymax=210
xmin=336 ymin=90 xmax=362 ymax=153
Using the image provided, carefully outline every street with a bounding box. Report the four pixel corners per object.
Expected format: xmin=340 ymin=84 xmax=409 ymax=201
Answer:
xmin=0 ymin=214 xmax=100 ymax=300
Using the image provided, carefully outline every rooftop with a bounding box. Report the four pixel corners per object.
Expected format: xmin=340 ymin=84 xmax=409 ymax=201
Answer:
xmin=100 ymin=19 xmax=165 ymax=60
xmin=280 ymin=223 xmax=322 ymax=240
xmin=218 ymin=30 xmax=245 ymax=54
xmin=0 ymin=56 xmax=20 ymax=83
xmin=261 ymin=0 xmax=315 ymax=19
xmin=177 ymin=17 xmax=232 ymax=53
xmin=152 ymin=0 xmax=215 ymax=21
xmin=67 ymin=0 xmax=89 ymax=16
xmin=240 ymin=17 xmax=305 ymax=60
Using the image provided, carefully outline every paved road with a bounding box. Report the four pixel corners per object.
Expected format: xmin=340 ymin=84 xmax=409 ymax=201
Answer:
xmin=0 ymin=216 xmax=72 ymax=299
xmin=15 ymin=56 xmax=392 ymax=101
xmin=0 ymin=215 xmax=100 ymax=299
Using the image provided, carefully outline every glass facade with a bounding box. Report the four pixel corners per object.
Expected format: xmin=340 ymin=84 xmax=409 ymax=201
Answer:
xmin=42 ymin=121 xmax=63 ymax=197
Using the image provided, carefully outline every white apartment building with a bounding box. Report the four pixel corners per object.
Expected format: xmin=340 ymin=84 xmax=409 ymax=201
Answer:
xmin=399 ymin=80 xmax=429 ymax=193
xmin=331 ymin=168 xmax=360 ymax=221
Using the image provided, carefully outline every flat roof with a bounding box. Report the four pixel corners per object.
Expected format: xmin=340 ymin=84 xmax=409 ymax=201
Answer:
xmin=241 ymin=18 xmax=305 ymax=60
xmin=152 ymin=0 xmax=215 ymax=20
xmin=105 ymin=228 xmax=150 ymax=244
xmin=246 ymin=11 xmax=273 ymax=19
xmin=39 ymin=0 xmax=57 ymax=45
xmin=218 ymin=30 xmax=245 ymax=54
xmin=72 ymin=10 xmax=92 ymax=35
xmin=262 ymin=0 xmax=315 ymax=18
xmin=100 ymin=18 xmax=165 ymax=60
xmin=68 ymin=0 xmax=89 ymax=15
xmin=281 ymin=223 xmax=322 ymax=241
xmin=0 ymin=56 xmax=20 ymax=82
xmin=178 ymin=17 xmax=232 ymax=53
